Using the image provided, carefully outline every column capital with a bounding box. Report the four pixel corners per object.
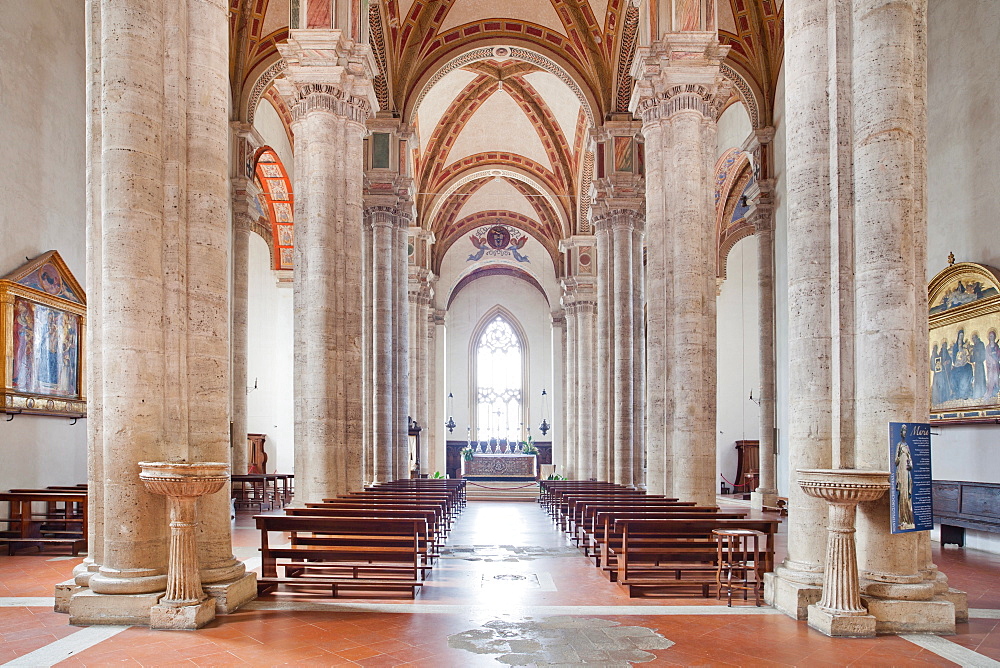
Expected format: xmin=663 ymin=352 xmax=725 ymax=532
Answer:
xmin=593 ymin=206 xmax=645 ymax=234
xmin=629 ymin=35 xmax=732 ymax=124
xmin=433 ymin=309 xmax=447 ymax=326
xmin=275 ymin=30 xmax=378 ymax=125
xmin=551 ymin=309 xmax=566 ymax=327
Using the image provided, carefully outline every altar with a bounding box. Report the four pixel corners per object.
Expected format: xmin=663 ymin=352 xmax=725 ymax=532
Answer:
xmin=461 ymin=453 xmax=538 ymax=480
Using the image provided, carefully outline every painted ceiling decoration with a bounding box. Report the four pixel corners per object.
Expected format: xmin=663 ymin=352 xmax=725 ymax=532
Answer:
xmin=253 ymin=147 xmax=295 ymax=271
xmin=230 ymin=0 xmax=784 ymax=278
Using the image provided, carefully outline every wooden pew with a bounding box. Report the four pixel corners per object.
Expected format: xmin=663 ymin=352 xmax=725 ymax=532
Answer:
xmin=306 ymin=501 xmax=449 ymax=539
xmin=255 ymin=515 xmax=426 ymax=598
xmin=592 ymin=509 xmax=747 ymax=574
xmin=565 ymin=497 xmax=692 ymax=540
xmin=538 ymin=482 xmax=627 ymax=514
xmin=611 ymin=517 xmax=778 ymax=597
xmin=0 ymin=490 xmax=88 ymax=555
xmin=339 ymin=492 xmax=458 ymax=524
xmin=370 ymin=480 xmax=466 ymax=508
xmin=291 ymin=506 xmax=443 ymax=558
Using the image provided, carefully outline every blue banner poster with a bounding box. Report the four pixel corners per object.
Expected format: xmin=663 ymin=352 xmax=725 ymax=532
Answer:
xmin=889 ymin=422 xmax=933 ymax=534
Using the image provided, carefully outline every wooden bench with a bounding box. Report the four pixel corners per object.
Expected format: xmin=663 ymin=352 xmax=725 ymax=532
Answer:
xmin=592 ymin=510 xmax=747 ymax=573
xmin=611 ymin=518 xmax=778 ymax=597
xmin=339 ymin=492 xmax=458 ymax=524
xmin=255 ymin=515 xmax=426 ymax=598
xmin=566 ymin=498 xmax=693 ymax=542
xmin=370 ymin=480 xmax=466 ymax=508
xmin=288 ymin=507 xmax=442 ymax=559
xmin=0 ymin=490 xmax=88 ymax=555
xmin=306 ymin=501 xmax=449 ymax=539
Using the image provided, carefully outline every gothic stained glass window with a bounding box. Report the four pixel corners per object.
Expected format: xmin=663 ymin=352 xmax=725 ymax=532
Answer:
xmin=475 ymin=315 xmax=523 ymax=441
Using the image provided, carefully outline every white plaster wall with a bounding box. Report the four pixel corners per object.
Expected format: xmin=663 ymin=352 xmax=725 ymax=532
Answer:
xmin=772 ymin=63 xmax=790 ymax=498
xmin=716 ymin=236 xmax=762 ymax=489
xmin=716 ymin=102 xmax=753 ymax=160
xmin=926 ymin=0 xmax=1000 ymax=493
xmin=254 ymin=99 xmax=294 ymax=181
xmin=0 ymin=2 xmax=87 ymax=491
xmin=245 ymin=235 xmax=295 ymax=473
xmin=443 ymin=275 xmax=554 ymax=447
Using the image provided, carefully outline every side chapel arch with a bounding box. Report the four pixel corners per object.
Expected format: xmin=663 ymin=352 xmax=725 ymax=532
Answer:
xmin=714 ymin=147 xmax=755 ymax=281
xmin=253 ymin=147 xmax=295 ymax=270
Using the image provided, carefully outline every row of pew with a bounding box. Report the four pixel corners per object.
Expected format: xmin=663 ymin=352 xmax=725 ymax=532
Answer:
xmin=254 ymin=479 xmax=465 ymax=598
xmin=540 ymin=480 xmax=778 ymax=598
xmin=0 ymin=485 xmax=88 ymax=555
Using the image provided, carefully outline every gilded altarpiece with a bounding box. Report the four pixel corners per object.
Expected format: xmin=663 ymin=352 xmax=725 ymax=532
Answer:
xmin=0 ymin=251 xmax=86 ymax=416
xmin=928 ymin=261 xmax=1000 ymax=424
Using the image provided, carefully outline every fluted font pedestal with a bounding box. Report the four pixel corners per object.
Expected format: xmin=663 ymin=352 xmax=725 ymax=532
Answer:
xmin=798 ymin=469 xmax=889 ymax=638
xmin=139 ymin=462 xmax=229 ymax=630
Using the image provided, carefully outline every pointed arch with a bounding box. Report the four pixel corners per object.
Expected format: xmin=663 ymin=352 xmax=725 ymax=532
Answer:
xmin=468 ymin=306 xmax=530 ymax=442
xmin=253 ymin=146 xmax=294 ymax=270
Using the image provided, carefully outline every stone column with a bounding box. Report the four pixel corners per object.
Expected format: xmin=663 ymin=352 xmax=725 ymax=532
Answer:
xmin=230 ymin=211 xmax=251 ymax=478
xmin=70 ymin=0 xmax=252 ymax=626
xmin=592 ymin=126 xmax=644 ymax=487
xmin=594 ymin=220 xmax=613 ymax=482
xmin=277 ymin=30 xmax=376 ymax=502
xmin=632 ymin=221 xmax=646 ymax=489
xmin=761 ymin=0 xmax=838 ymax=616
xmin=362 ymin=211 xmax=374 ymax=483
xmin=229 ymin=130 xmax=262 ymax=479
xmin=369 ymin=208 xmax=395 ymax=483
xmin=431 ymin=309 xmax=447 ymax=473
xmin=851 ymin=0 xmax=957 ymax=633
xmin=72 ymin=0 xmax=105 ymax=596
xmin=612 ymin=218 xmax=635 ymax=487
xmin=394 ymin=216 xmax=411 ymax=480
xmin=561 ymin=286 xmax=579 ymax=478
xmin=747 ymin=172 xmax=778 ymax=511
xmin=642 ymin=117 xmax=670 ymax=498
xmin=551 ymin=310 xmax=566 ymax=475
xmin=575 ymin=290 xmax=596 ymax=481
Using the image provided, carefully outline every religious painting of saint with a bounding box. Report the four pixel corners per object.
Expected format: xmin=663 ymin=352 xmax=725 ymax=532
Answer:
xmin=1 ymin=250 xmax=87 ymax=416
xmin=12 ymin=298 xmax=81 ymax=398
xmin=928 ymin=261 xmax=1000 ymax=423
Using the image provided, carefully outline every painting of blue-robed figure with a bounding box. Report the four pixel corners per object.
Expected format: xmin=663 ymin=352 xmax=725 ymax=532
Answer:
xmin=928 ymin=260 xmax=1000 ymax=423
xmin=12 ymin=298 xmax=81 ymax=398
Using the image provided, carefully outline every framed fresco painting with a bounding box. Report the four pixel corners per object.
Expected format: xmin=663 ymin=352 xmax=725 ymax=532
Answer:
xmin=0 ymin=251 xmax=86 ymax=417
xmin=928 ymin=260 xmax=1000 ymax=424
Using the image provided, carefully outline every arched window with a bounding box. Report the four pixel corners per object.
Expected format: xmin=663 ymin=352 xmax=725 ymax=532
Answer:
xmin=475 ymin=314 xmax=524 ymax=441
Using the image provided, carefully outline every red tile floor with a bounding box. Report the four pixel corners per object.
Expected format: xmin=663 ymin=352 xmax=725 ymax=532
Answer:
xmin=1 ymin=498 xmax=998 ymax=666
